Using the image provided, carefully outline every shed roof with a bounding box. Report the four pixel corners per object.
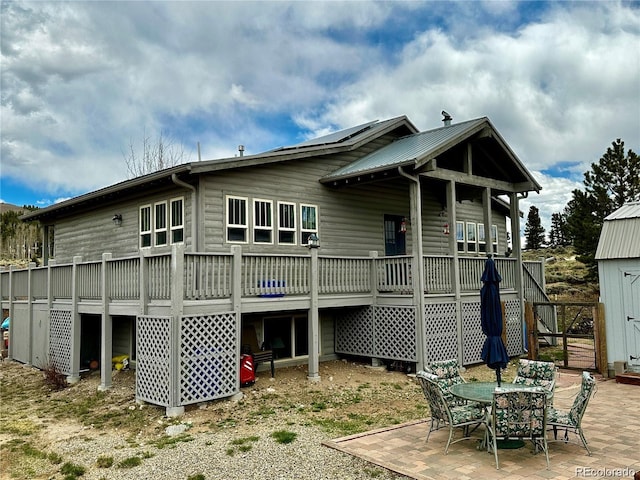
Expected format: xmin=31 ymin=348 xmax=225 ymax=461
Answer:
xmin=595 ymin=201 xmax=640 ymax=260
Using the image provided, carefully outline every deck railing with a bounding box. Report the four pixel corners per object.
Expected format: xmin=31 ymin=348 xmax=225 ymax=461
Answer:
xmin=0 ymin=249 xmax=543 ymax=305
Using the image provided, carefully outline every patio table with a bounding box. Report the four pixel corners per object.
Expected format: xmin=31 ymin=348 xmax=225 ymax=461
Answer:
xmin=450 ymin=382 xmax=553 ymax=450
xmin=450 ymin=382 xmax=554 ymax=404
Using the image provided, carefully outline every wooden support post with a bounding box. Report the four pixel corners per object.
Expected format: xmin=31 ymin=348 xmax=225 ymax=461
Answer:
xmin=594 ymin=303 xmax=608 ymax=376
xmin=67 ymin=256 xmax=82 ymax=384
xmin=99 ymin=253 xmax=113 ymax=392
xmin=525 ymin=302 xmax=537 ymax=360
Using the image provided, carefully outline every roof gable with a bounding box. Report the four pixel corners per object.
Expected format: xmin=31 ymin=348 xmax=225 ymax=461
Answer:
xmin=596 ymin=201 xmax=640 ymax=260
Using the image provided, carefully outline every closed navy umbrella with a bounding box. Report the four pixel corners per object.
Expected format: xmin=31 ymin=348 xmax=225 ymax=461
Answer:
xmin=480 ymin=256 xmax=509 ymax=386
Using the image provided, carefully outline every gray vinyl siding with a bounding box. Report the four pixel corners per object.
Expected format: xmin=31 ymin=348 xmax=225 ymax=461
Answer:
xmin=52 ymin=188 xmax=193 ymax=263
xmin=200 ymin=155 xmax=413 ymax=257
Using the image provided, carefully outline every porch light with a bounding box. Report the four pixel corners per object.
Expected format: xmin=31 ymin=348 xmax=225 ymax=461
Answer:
xmin=112 ymin=214 xmax=123 ymax=227
xmin=308 ymin=233 xmax=319 ymax=249
xmin=399 ymin=217 xmax=407 ymax=234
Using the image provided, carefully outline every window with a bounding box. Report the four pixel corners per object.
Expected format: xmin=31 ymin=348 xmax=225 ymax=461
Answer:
xmin=278 ymin=202 xmax=296 ymax=244
xmin=140 ymin=205 xmax=152 ymax=248
xmin=253 ymin=199 xmax=273 ymax=243
xmin=478 ymin=223 xmax=486 ymax=253
xmin=491 ymin=224 xmax=498 ymax=252
xmin=155 ymin=201 xmax=168 ymax=246
xmin=300 ymin=204 xmax=318 ymax=245
xmin=456 ymin=221 xmax=465 ymax=252
xmin=466 ymin=222 xmax=477 ymax=252
xmin=227 ymin=196 xmax=248 ymax=243
xmin=170 ymin=197 xmax=184 ymax=244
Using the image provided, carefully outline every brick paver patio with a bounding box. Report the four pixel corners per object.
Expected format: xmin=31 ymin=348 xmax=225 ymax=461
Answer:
xmin=324 ymin=371 xmax=639 ymax=480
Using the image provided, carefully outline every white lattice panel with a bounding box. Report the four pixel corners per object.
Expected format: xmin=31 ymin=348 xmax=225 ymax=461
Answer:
xmin=504 ymin=299 xmax=524 ymax=356
xmin=136 ymin=316 xmax=172 ymax=407
xmin=335 ymin=307 xmax=374 ymax=356
xmin=373 ymin=306 xmax=416 ymax=361
xmin=179 ymin=313 xmax=238 ymax=405
xmin=424 ymin=303 xmax=458 ymax=364
xmin=49 ymin=310 xmax=72 ymax=375
xmin=461 ymin=301 xmax=484 ymax=365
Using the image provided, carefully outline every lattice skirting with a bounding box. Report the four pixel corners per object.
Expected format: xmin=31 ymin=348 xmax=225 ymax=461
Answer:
xmin=424 ymin=303 xmax=458 ymax=364
xmin=136 ymin=313 xmax=239 ymax=408
xmin=336 ymin=299 xmax=524 ymax=368
xmin=50 ymin=310 xmax=72 ymax=375
xmin=336 ymin=306 xmax=416 ymax=362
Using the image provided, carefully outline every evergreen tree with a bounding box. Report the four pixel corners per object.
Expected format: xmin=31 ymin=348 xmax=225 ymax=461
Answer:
xmin=548 ymin=212 xmax=569 ymax=247
xmin=524 ymin=206 xmax=545 ymax=250
xmin=565 ymin=138 xmax=640 ymax=279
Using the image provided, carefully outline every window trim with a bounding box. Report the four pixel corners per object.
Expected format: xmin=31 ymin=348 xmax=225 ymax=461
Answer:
xmin=466 ymin=222 xmax=477 ymax=252
xmin=226 ymin=195 xmax=249 ymax=244
xmin=140 ymin=205 xmax=152 ymax=248
xmin=277 ymin=201 xmax=297 ymax=245
xmin=154 ymin=201 xmax=168 ymax=247
xmin=253 ymin=198 xmax=274 ymax=244
xmin=300 ymin=204 xmax=318 ymax=246
xmin=170 ymin=196 xmax=184 ymax=245
xmin=456 ymin=221 xmax=465 ymax=252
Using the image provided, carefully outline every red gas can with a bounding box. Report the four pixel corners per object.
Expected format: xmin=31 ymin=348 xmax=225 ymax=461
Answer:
xmin=240 ymin=353 xmax=255 ymax=387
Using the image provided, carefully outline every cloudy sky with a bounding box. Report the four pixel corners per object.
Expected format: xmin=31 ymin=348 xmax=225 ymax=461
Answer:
xmin=1 ymin=0 xmax=639 ymax=235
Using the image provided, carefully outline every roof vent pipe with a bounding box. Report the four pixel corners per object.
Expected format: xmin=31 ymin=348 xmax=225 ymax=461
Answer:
xmin=238 ymin=145 xmax=245 ymax=157
xmin=441 ymin=110 xmax=452 ymax=127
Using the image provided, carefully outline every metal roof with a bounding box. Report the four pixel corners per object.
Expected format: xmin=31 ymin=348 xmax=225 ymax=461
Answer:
xmin=270 ymin=116 xmax=415 ymax=152
xmin=321 ymin=118 xmax=488 ymax=180
xmin=596 ymin=202 xmax=640 ymax=260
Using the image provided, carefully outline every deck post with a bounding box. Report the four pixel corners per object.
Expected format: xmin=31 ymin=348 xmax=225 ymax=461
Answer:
xmin=231 ymin=245 xmax=242 ymax=393
xmin=99 ymin=253 xmax=113 ymax=392
xmin=167 ymin=244 xmax=185 ymax=417
xmin=26 ymin=262 xmax=35 ymax=366
xmin=447 ymin=180 xmax=463 ymax=363
xmin=6 ymin=266 xmax=14 ymax=361
xmin=67 ymin=255 xmax=82 ymax=384
xmin=510 ymin=192 xmax=526 ymax=351
xmin=307 ymin=246 xmax=320 ymax=382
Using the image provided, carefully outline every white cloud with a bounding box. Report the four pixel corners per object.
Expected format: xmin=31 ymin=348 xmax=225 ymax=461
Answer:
xmin=0 ymin=0 xmax=638 ymax=213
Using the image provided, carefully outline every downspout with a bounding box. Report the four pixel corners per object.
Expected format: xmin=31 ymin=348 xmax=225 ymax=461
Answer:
xmin=398 ymin=167 xmax=426 ymax=371
xmin=171 ymin=174 xmax=198 ymax=252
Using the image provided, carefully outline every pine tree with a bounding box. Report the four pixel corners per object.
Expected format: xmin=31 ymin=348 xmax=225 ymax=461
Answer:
xmin=524 ymin=206 xmax=545 ymax=250
xmin=565 ymin=138 xmax=640 ymax=279
xmin=548 ymin=212 xmax=569 ymax=247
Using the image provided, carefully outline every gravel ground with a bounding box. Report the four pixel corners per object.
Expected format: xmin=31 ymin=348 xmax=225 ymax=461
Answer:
xmin=50 ymin=420 xmax=407 ymax=480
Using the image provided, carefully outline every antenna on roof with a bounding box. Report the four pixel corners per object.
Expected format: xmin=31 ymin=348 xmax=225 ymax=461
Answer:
xmin=441 ymin=110 xmax=453 ymax=126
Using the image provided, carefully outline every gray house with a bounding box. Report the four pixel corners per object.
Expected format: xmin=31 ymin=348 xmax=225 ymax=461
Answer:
xmin=596 ymin=201 xmax=640 ymax=375
xmin=1 ymin=114 xmax=546 ymax=415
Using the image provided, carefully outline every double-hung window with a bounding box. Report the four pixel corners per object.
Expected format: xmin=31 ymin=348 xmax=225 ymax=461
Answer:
xmin=253 ymin=199 xmax=273 ymax=243
xmin=466 ymin=222 xmax=477 ymax=252
xmin=155 ymin=201 xmax=168 ymax=246
xmin=478 ymin=223 xmax=486 ymax=253
xmin=456 ymin=221 xmax=465 ymax=252
xmin=300 ymin=204 xmax=318 ymax=245
xmin=491 ymin=224 xmax=498 ymax=252
xmin=170 ymin=197 xmax=184 ymax=244
xmin=278 ymin=202 xmax=296 ymax=245
xmin=140 ymin=205 xmax=152 ymax=248
xmin=227 ymin=196 xmax=248 ymax=243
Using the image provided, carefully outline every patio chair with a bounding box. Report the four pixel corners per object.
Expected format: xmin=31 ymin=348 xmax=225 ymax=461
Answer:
xmin=416 ymin=371 xmax=486 ymax=454
xmin=547 ymin=371 xmax=596 ymax=455
xmin=512 ymin=359 xmax=557 ymax=391
xmin=488 ymin=387 xmax=550 ymax=470
xmin=424 ymin=359 xmax=467 ymax=406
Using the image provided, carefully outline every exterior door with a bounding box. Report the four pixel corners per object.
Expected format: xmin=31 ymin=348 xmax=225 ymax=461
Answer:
xmin=623 ymin=270 xmax=640 ymax=369
xmin=384 ymin=215 xmax=406 ymax=256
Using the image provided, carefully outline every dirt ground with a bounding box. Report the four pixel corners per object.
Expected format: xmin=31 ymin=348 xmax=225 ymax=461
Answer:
xmin=0 ymin=356 xmax=514 ymax=479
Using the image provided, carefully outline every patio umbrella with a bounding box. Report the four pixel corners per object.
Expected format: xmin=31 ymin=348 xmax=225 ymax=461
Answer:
xmin=480 ymin=256 xmax=509 ymax=386
xmin=1 ymin=317 xmax=8 ymax=330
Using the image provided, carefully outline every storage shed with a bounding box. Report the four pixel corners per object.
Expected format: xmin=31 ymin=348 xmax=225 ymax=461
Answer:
xmin=595 ymin=201 xmax=640 ymax=375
